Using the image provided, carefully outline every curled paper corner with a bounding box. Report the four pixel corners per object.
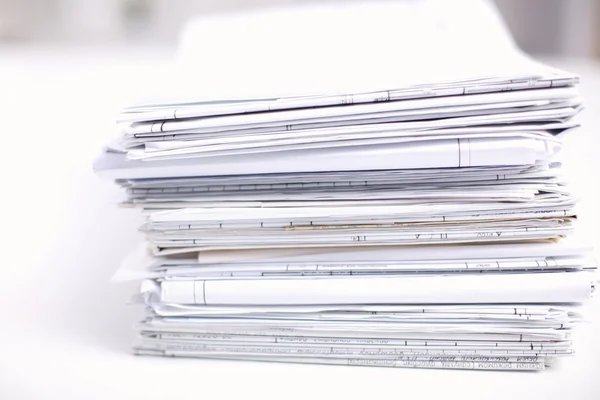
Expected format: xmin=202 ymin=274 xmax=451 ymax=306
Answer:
xmin=134 ymin=279 xmax=161 ymax=305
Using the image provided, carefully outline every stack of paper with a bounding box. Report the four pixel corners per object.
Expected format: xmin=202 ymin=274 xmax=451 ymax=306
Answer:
xmin=95 ymin=1 xmax=596 ymax=370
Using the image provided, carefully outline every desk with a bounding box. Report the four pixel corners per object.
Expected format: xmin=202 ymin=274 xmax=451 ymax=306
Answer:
xmin=0 ymin=46 xmax=598 ymax=399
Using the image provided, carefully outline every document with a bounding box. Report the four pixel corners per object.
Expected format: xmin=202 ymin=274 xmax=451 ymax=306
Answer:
xmin=157 ymin=272 xmax=594 ymax=305
xmin=94 ymin=0 xmax=597 ymax=370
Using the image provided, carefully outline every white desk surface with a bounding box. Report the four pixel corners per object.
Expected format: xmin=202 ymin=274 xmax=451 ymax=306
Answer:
xmin=0 ymin=45 xmax=598 ymax=399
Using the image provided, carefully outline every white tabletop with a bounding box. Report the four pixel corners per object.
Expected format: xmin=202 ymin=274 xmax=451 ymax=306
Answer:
xmin=0 ymin=45 xmax=598 ymax=399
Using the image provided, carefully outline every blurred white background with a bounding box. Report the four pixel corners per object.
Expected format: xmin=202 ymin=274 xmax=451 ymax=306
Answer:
xmin=0 ymin=1 xmax=599 ymax=398
xmin=0 ymin=0 xmax=599 ymax=57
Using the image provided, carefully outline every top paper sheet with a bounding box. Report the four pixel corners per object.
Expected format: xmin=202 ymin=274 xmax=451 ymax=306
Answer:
xmin=120 ymin=0 xmax=576 ymax=117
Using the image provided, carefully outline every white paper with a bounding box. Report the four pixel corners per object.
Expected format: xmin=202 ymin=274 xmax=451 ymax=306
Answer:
xmin=158 ymin=272 xmax=594 ymax=305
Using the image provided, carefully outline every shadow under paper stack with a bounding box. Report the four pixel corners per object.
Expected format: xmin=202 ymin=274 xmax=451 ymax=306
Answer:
xmin=94 ymin=1 xmax=597 ymax=371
